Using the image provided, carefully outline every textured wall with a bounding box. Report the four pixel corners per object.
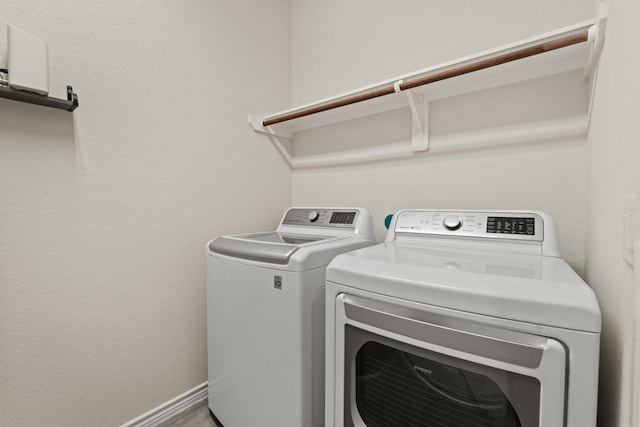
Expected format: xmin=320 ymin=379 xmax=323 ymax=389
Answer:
xmin=586 ymin=0 xmax=640 ymax=425
xmin=0 ymin=1 xmax=291 ymax=425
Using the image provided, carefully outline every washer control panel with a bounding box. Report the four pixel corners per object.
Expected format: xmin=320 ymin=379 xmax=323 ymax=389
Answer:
xmin=282 ymin=208 xmax=359 ymax=228
xmin=394 ymin=210 xmax=543 ymax=241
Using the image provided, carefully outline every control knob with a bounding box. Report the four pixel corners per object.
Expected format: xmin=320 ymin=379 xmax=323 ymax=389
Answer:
xmin=308 ymin=210 xmax=320 ymax=222
xmin=443 ymin=215 xmax=462 ymax=231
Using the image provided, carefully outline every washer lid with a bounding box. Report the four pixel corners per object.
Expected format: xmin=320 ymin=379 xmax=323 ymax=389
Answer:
xmin=234 ymin=231 xmax=332 ymax=245
xmin=209 ymin=232 xmax=335 ymax=265
xmin=326 ymin=242 xmax=601 ymax=332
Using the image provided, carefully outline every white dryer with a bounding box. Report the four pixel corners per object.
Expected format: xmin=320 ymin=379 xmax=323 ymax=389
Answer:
xmin=325 ymin=209 xmax=600 ymax=427
xmin=207 ymin=207 xmax=375 ymax=427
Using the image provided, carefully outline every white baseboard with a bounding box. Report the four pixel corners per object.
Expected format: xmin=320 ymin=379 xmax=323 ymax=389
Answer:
xmin=121 ymin=382 xmax=208 ymax=427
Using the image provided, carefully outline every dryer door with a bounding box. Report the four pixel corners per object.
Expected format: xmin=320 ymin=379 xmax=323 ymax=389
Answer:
xmin=333 ymin=293 xmax=566 ymax=427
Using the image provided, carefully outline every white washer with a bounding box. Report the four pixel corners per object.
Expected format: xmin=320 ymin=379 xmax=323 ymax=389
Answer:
xmin=325 ymin=209 xmax=601 ymax=427
xmin=207 ymin=207 xmax=375 ymax=427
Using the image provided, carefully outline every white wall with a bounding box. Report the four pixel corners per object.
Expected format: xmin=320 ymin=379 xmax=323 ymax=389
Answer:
xmin=0 ymin=1 xmax=291 ymax=426
xmin=586 ymin=0 xmax=640 ymax=425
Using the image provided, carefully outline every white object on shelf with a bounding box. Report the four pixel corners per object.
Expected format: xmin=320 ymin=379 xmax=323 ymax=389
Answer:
xmin=8 ymin=25 xmax=49 ymax=95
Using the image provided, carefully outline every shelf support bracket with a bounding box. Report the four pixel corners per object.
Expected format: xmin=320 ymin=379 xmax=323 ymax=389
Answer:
xmin=248 ymin=115 xmax=293 ymax=168
xmin=402 ymin=86 xmax=428 ymax=152
xmin=584 ymin=2 xmax=607 ymax=80
xmin=248 ymin=114 xmax=293 ymax=139
xmin=585 ymin=2 xmax=608 ymax=128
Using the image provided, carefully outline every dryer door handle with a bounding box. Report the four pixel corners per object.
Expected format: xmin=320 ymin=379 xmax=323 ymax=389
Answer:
xmin=340 ymin=294 xmax=548 ymax=369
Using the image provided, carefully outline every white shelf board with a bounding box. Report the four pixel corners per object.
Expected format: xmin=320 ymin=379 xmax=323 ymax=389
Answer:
xmin=275 ymin=43 xmax=589 ymax=134
xmin=257 ymin=19 xmax=597 ymax=135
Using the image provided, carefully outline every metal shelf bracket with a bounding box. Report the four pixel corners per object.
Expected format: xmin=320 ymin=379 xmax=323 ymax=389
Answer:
xmin=0 ymin=84 xmax=78 ymax=111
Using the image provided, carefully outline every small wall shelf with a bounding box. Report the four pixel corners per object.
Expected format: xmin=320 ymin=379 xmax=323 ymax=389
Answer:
xmin=0 ymin=85 xmax=78 ymax=112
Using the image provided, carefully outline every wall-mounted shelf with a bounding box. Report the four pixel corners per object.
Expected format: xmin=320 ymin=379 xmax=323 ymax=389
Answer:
xmin=0 ymin=85 xmax=79 ymax=112
xmin=250 ymin=11 xmax=606 ymax=169
xmin=252 ymin=18 xmax=604 ymax=133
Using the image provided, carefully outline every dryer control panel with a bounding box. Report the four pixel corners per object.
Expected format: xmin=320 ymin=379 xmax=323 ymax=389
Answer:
xmin=393 ymin=210 xmax=544 ymax=242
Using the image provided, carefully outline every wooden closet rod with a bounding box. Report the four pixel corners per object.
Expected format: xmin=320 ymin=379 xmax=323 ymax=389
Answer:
xmin=262 ymin=31 xmax=589 ymax=127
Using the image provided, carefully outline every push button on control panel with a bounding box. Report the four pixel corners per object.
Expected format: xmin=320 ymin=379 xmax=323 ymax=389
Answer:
xmin=487 ymin=217 xmax=535 ymax=235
